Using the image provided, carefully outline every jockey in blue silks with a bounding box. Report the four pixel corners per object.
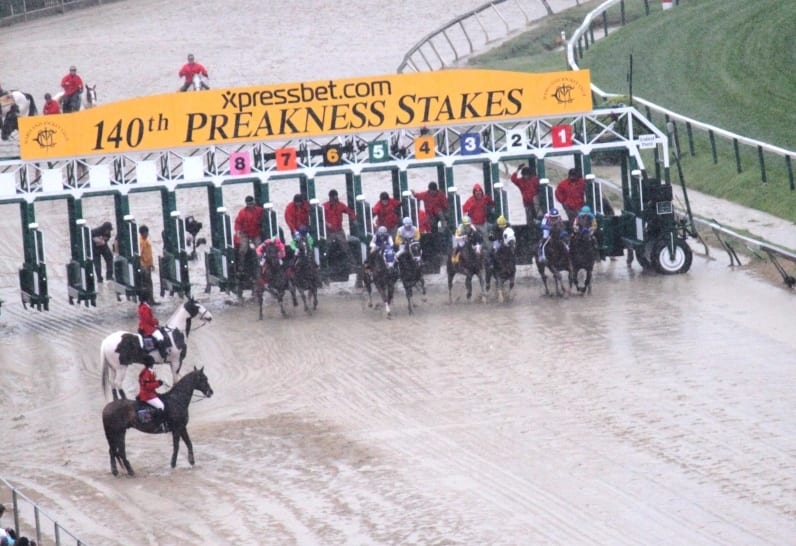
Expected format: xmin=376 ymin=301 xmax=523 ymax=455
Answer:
xmin=369 ymin=226 xmax=395 ymax=268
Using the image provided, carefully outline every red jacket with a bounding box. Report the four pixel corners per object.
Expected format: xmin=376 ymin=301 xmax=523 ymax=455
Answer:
xmin=418 ymin=209 xmax=430 ymax=234
xmin=555 ymin=177 xmax=586 ymax=212
xmin=138 ymin=367 xmax=161 ymax=401
xmin=322 ymin=200 xmax=356 ymax=233
xmin=60 ymin=73 xmax=84 ymax=97
xmin=372 ymin=198 xmax=401 ymax=231
xmin=462 ymin=189 xmax=494 ymax=226
xmin=510 ymin=171 xmax=540 ymax=206
xmin=284 ymin=201 xmax=310 ymax=234
xmin=413 ymin=189 xmax=448 ymax=218
xmin=234 ymin=204 xmax=264 ymax=238
xmin=138 ymin=302 xmax=159 ymax=336
xmin=178 ymin=62 xmax=208 ymax=84
xmin=43 ymin=99 xmax=61 ymax=115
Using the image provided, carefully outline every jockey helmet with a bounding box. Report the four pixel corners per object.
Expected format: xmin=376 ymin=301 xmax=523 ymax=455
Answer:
xmin=294 ymin=231 xmax=301 ymax=240
xmin=549 ymin=208 xmax=560 ymax=217
xmin=298 ymin=225 xmax=309 ymax=236
xmin=580 ymin=205 xmax=592 ymax=214
xmin=472 ymin=183 xmax=483 ymax=193
xmin=377 ymin=226 xmax=388 ymax=236
xmin=403 ymin=216 xmax=413 ymax=227
xmin=496 ymin=215 xmax=507 ymax=227
xmin=461 ymin=215 xmax=472 ymax=226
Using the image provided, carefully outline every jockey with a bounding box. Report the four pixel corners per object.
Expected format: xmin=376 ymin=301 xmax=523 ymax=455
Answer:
xmin=288 ymin=225 xmax=315 ymax=253
xmin=369 ymin=226 xmax=395 ymax=268
xmin=573 ymin=205 xmax=597 ymax=237
xmin=489 ymin=215 xmax=515 ymax=270
xmin=451 ymin=215 xmax=480 ymax=265
xmin=138 ymin=292 xmax=167 ymax=359
xmin=394 ymin=216 xmax=421 ymax=263
xmin=138 ymin=359 xmax=167 ymax=431
xmin=538 ymin=208 xmax=567 ymax=264
xmin=256 ymin=236 xmax=286 ymax=265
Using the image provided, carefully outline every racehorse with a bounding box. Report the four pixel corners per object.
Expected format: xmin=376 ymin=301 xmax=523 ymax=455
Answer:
xmin=447 ymin=230 xmax=487 ymax=304
xmin=102 ymin=367 xmax=213 ymax=476
xmin=1 ymin=90 xmax=37 ymax=140
xmin=256 ymin=241 xmax=298 ymax=319
xmin=290 ymin=237 xmax=321 ymax=314
xmin=84 ymin=83 xmax=98 ymax=108
xmin=395 ymin=239 xmax=426 ymax=314
xmin=569 ymin=228 xmax=597 ymax=295
xmin=100 ymin=298 xmax=213 ymax=400
xmin=537 ymin=224 xmax=572 ymax=297
xmin=189 ymin=72 xmax=209 ymax=91
xmin=485 ymin=228 xmax=517 ymax=304
xmin=363 ymin=247 xmax=399 ymax=318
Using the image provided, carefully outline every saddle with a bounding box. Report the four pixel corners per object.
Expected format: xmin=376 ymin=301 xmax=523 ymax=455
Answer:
xmin=134 ymin=400 xmax=170 ymax=433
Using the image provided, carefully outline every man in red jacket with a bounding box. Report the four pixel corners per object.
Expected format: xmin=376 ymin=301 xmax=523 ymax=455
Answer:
xmin=178 ymin=53 xmax=209 ymax=91
xmin=43 ymin=93 xmax=61 ymax=115
xmin=322 ymin=188 xmax=356 ymax=264
xmin=510 ymin=163 xmax=540 ymax=224
xmin=234 ymin=195 xmax=264 ymax=265
xmin=138 ymin=293 xmax=167 ymax=359
xmin=371 ymin=191 xmax=401 ymax=235
xmin=60 ymin=65 xmax=83 ymax=113
xmin=555 ymin=168 xmax=586 ymax=223
xmin=412 ymin=181 xmax=449 ymax=232
xmin=138 ymin=359 xmax=168 ymax=431
xmin=462 ymin=183 xmax=494 ymax=239
xmin=284 ymin=193 xmax=310 ymax=238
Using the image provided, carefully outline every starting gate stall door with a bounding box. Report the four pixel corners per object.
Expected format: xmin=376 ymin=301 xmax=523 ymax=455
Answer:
xmin=19 ymin=202 xmax=49 ymax=311
xmin=313 ymin=174 xmax=361 ymax=282
xmin=66 ymin=215 xmax=97 ymax=307
xmin=112 ymin=215 xmax=141 ymax=301
xmin=204 ymin=206 xmax=236 ymax=294
xmin=159 ymin=211 xmax=191 ymax=298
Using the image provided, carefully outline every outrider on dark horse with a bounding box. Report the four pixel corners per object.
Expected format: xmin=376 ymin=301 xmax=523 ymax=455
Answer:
xmin=102 ymin=367 xmax=213 ymax=476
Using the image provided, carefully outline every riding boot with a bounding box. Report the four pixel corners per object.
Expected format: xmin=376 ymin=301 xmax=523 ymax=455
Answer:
xmin=156 ymin=340 xmax=168 ymax=360
xmin=155 ymin=409 xmax=169 ymax=433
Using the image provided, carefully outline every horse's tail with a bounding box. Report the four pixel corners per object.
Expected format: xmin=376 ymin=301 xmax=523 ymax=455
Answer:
xmin=24 ymin=93 xmax=37 ymax=115
xmin=100 ymin=347 xmax=111 ymax=399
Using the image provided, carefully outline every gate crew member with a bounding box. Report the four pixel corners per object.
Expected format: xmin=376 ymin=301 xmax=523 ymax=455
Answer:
xmin=371 ymin=191 xmax=402 ymax=236
xmin=322 ymin=189 xmax=357 ymax=265
xmin=284 ymin=193 xmax=310 ymax=239
xmin=234 ymin=195 xmax=264 ymax=265
xmin=510 ymin=164 xmax=540 ymax=224
xmin=555 ymin=168 xmax=586 ymax=223
xmin=462 ymin=183 xmax=494 ymax=241
xmin=412 ymin=181 xmax=449 ymax=233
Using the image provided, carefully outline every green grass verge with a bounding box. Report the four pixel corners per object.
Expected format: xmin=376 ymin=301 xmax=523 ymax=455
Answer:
xmin=469 ymin=0 xmax=796 ymax=224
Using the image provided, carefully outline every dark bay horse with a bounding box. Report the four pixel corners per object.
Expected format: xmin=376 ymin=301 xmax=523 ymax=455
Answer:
xmin=447 ymin=230 xmax=486 ymax=303
xmin=537 ymin=224 xmax=572 ymax=297
xmin=363 ymin=247 xmax=399 ymax=318
xmin=396 ymin=239 xmax=426 ymax=314
xmin=257 ymin=242 xmax=297 ymax=319
xmin=290 ymin=237 xmax=321 ymax=314
xmin=102 ymin=367 xmax=213 ymax=476
xmin=486 ymin=229 xmax=517 ymax=303
xmin=569 ymin=228 xmax=597 ymax=294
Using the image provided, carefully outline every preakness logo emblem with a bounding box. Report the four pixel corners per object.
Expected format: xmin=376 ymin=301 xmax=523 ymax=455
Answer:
xmin=19 ymin=69 xmax=592 ymax=160
xmin=24 ymin=121 xmax=68 ymax=150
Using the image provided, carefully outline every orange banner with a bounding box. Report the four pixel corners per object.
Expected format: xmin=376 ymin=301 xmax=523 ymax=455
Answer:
xmin=19 ymin=69 xmax=592 ymax=160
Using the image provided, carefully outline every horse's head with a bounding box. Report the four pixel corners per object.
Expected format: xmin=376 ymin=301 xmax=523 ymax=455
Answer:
xmin=184 ymin=297 xmax=213 ymax=324
xmin=192 ymin=366 xmax=213 ymax=398
xmin=85 ymin=84 xmax=97 ymax=108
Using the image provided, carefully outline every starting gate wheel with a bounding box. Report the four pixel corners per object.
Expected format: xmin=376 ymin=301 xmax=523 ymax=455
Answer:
xmin=653 ymin=238 xmax=693 ymax=274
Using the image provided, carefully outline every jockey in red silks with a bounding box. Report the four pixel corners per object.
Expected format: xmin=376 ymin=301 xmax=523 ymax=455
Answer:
xmin=256 ymin=237 xmax=286 ymax=263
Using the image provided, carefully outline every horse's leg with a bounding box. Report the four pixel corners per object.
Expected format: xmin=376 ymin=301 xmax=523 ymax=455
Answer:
xmin=537 ymin=264 xmax=551 ymax=296
xmin=465 ymin=273 xmax=473 ymax=301
xmin=365 ymin=278 xmax=374 ymax=308
xmin=498 ymin=278 xmax=504 ymax=304
xmin=171 ymin=429 xmax=181 ymax=468
xmin=108 ymin=443 xmax=119 ymax=476
xmin=477 ymin=270 xmax=487 ymax=304
xmin=290 ymin=284 xmax=298 ymax=307
xmin=115 ymin=365 xmax=128 ymax=400
xmin=257 ymin=288 xmax=264 ymax=320
xmin=178 ymin=427 xmax=196 ymax=467
xmin=405 ymin=283 xmax=413 ymax=315
xmin=447 ymin=267 xmax=455 ymax=304
xmin=116 ymin=431 xmax=134 ymax=476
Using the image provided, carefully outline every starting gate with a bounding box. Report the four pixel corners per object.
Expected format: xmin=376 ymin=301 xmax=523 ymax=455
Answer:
xmin=0 ymin=103 xmax=697 ymax=311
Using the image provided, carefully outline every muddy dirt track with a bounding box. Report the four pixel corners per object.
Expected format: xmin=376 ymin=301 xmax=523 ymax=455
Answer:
xmin=1 ymin=1 xmax=795 ymax=545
